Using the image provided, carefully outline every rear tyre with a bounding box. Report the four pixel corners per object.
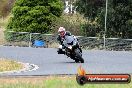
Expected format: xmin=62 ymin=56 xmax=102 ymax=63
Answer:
xmin=75 ymin=59 xmax=79 ymax=63
xmin=80 ymin=58 xmax=84 ymax=63
xmin=75 ymin=49 xmax=84 ymax=63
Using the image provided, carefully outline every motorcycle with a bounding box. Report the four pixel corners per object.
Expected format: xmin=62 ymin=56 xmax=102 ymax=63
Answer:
xmin=64 ymin=44 xmax=84 ymax=63
xmin=58 ymin=35 xmax=84 ymax=63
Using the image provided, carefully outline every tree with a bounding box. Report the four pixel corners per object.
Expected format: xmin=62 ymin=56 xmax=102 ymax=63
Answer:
xmin=97 ymin=0 xmax=132 ymax=38
xmin=76 ymin=0 xmax=105 ymax=21
xmin=75 ymin=0 xmax=105 ymax=37
xmin=76 ymin=0 xmax=132 ymax=38
xmin=6 ymin=0 xmax=63 ymax=33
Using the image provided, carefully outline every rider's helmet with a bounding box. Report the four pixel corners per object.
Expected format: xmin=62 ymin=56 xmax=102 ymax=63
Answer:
xmin=58 ymin=27 xmax=66 ymax=37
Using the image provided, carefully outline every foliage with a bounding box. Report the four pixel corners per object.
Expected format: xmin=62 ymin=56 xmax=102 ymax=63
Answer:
xmin=76 ymin=0 xmax=132 ymax=38
xmin=51 ymin=13 xmax=87 ymax=36
xmin=6 ymin=0 xmax=63 ymax=33
xmin=76 ymin=0 xmax=105 ymax=21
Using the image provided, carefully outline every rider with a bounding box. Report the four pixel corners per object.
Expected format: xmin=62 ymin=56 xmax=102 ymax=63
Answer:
xmin=57 ymin=27 xmax=81 ymax=54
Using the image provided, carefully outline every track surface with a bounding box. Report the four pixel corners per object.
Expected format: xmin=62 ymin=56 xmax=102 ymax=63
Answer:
xmin=0 ymin=46 xmax=132 ymax=76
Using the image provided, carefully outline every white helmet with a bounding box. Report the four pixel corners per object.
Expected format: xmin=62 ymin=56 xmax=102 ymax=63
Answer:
xmin=58 ymin=27 xmax=65 ymax=32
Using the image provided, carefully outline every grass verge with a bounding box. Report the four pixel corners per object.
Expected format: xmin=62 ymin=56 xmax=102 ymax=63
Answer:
xmin=0 ymin=16 xmax=9 ymax=28
xmin=0 ymin=58 xmax=23 ymax=72
xmin=0 ymin=76 xmax=131 ymax=88
xmin=0 ymin=16 xmax=11 ymax=45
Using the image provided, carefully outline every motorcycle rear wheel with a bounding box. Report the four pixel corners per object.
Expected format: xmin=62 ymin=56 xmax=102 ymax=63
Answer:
xmin=74 ymin=49 xmax=84 ymax=63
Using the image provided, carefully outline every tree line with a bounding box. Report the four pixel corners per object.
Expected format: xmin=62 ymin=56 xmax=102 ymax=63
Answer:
xmin=76 ymin=0 xmax=132 ymax=38
xmin=5 ymin=0 xmax=132 ymax=39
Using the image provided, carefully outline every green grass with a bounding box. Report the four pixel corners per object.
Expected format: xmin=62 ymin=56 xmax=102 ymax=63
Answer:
xmin=0 ymin=76 xmax=131 ymax=88
xmin=0 ymin=58 xmax=23 ymax=72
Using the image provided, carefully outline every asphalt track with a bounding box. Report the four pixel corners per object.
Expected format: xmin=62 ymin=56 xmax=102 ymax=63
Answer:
xmin=0 ymin=46 xmax=132 ymax=76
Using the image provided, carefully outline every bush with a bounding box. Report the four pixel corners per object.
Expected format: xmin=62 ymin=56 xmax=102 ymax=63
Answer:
xmin=6 ymin=0 xmax=63 ymax=33
xmin=5 ymin=0 xmax=63 ymax=42
xmin=51 ymin=13 xmax=87 ymax=36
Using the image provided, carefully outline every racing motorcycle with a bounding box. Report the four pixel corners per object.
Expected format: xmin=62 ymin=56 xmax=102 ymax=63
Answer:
xmin=64 ymin=44 xmax=84 ymax=63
